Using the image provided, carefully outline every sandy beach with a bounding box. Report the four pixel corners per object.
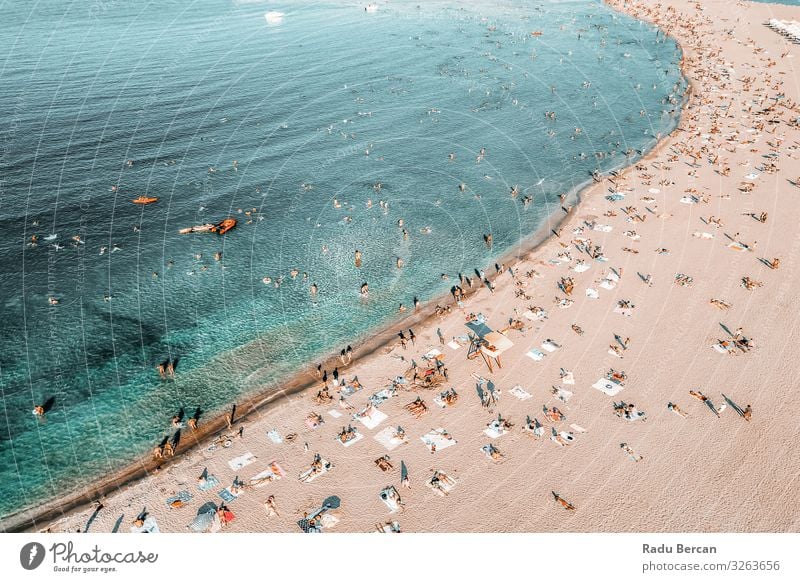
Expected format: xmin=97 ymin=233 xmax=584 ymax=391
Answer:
xmin=13 ymin=0 xmax=800 ymax=533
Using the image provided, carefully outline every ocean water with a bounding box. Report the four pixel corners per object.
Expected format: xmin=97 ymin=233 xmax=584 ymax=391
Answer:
xmin=0 ymin=0 xmax=684 ymax=523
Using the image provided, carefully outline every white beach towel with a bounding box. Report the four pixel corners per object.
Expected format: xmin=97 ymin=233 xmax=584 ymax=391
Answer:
xmin=421 ymin=428 xmax=457 ymax=452
xmin=267 ymin=429 xmax=283 ymax=444
xmin=570 ymin=424 xmax=587 ymax=433
xmin=600 ymin=279 xmax=616 ymax=290
xmin=586 ymin=287 xmax=599 ymax=299
xmin=373 ymin=426 xmax=408 ymax=451
xmin=509 ymin=385 xmax=532 ymax=400
xmin=648 ymin=188 xmax=660 ymax=194
xmin=573 ymin=263 xmax=591 ymax=273
xmin=553 ymin=388 xmax=573 ymax=402
xmin=426 ymin=471 xmax=457 ymax=497
xmin=379 ymin=487 xmax=402 ymax=513
xmin=447 ymin=340 xmax=462 ymax=350
xmin=354 ymin=408 xmax=388 ymax=430
xmin=561 ymin=371 xmax=575 ymax=385
xmin=338 ymin=431 xmax=364 ymax=448
xmin=483 ymin=420 xmax=508 ymax=439
xmin=613 ymin=305 xmax=634 ymax=317
xmin=526 ymin=348 xmax=545 ymax=361
xmin=541 ymin=340 xmax=560 ymax=352
xmin=693 ymin=231 xmax=714 ymax=239
xmin=593 ymin=224 xmax=613 ymax=232
xmin=328 ymin=409 xmax=343 ymax=418
xmin=592 ymin=378 xmax=624 ymax=396
xmin=249 ymin=462 xmax=285 ymax=487
xmin=298 ymin=459 xmax=332 ymax=483
xmin=228 ymin=452 xmax=256 ymax=471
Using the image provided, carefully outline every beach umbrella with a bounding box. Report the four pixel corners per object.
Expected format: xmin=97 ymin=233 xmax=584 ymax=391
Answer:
xmin=188 ymin=502 xmax=218 ymax=533
xmin=322 ymin=495 xmax=340 ymax=510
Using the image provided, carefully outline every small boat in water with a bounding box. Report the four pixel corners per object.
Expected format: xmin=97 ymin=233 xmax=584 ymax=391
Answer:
xmin=179 ymin=218 xmax=237 ymax=235
xmin=210 ymin=218 xmax=237 ymax=234
xmin=132 ymin=196 xmax=159 ymax=205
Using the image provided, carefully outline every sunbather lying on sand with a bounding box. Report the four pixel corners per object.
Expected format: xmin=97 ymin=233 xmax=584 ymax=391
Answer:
xmin=264 ymin=495 xmax=279 ymax=517
xmin=337 ymin=425 xmax=359 ymax=444
xmin=404 ymin=397 xmax=428 ymax=418
xmin=543 ymin=405 xmax=565 ymax=422
xmin=375 ymin=455 xmax=393 ymax=472
xmin=552 ymin=491 xmax=576 ymax=512
xmin=668 ymin=402 xmax=688 ymax=418
xmin=620 ymin=442 xmax=643 ymax=462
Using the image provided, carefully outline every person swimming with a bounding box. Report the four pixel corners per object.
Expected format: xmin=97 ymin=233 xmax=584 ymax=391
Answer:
xmin=360 ymin=282 xmax=369 ymax=297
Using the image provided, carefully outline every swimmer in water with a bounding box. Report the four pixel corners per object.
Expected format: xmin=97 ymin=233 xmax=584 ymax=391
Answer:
xmin=354 ymin=250 xmax=362 ymax=268
xmin=396 ymin=257 xmax=404 ymax=269
xmin=310 ymin=283 xmax=318 ymax=296
xmin=360 ymin=282 xmax=369 ymax=297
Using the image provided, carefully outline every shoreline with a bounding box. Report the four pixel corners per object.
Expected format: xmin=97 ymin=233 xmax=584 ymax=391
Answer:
xmin=2 ymin=2 xmax=692 ymax=534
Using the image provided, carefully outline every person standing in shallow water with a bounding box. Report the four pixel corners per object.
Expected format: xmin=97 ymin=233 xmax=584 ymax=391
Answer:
xmin=354 ymin=249 xmax=362 ymax=268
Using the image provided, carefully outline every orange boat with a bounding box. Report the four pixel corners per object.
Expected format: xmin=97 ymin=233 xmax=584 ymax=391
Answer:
xmin=132 ymin=196 xmax=159 ymax=205
xmin=210 ymin=218 xmax=237 ymax=235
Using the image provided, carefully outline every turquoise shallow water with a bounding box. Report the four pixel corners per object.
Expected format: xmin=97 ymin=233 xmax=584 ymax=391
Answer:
xmin=0 ymin=0 xmax=684 ymax=523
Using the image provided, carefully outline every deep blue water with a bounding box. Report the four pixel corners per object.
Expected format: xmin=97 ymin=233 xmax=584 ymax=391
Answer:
xmin=0 ymin=0 xmax=684 ymax=522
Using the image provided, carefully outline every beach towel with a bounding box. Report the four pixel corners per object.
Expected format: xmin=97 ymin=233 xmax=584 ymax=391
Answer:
xmin=340 ymin=382 xmax=364 ymax=397
xmin=592 ymin=378 xmax=624 ymax=396
xmin=424 ymin=348 xmax=443 ymax=361
xmin=693 ymin=231 xmax=714 ymax=239
xmin=480 ymin=444 xmax=503 ymax=461
xmin=373 ymin=426 xmax=408 ymax=451
xmin=376 ymin=521 xmax=402 ymax=533
xmin=727 ymin=241 xmax=749 ymax=252
xmin=249 ymin=461 xmax=285 ymax=487
xmin=573 ymin=263 xmax=591 ymax=273
xmin=648 ymin=188 xmax=660 ymax=194
xmin=712 ymin=341 xmax=735 ymax=354
xmin=267 ymin=429 xmax=283 ymax=444
xmin=218 ymin=487 xmax=240 ymax=503
xmin=744 ymin=172 xmax=760 ymax=180
xmin=227 ymin=452 xmax=256 ymax=471
xmin=483 ymin=420 xmax=508 ymax=439
xmin=354 ymin=408 xmax=388 ymax=430
xmin=569 ymin=424 xmax=587 ymax=433
xmin=130 ymin=516 xmax=159 ymax=534
xmin=600 ymin=279 xmax=617 ymax=290
xmin=197 ymin=475 xmax=219 ymax=492
xmin=553 ymin=388 xmax=573 ymax=402
xmin=613 ymin=305 xmax=634 ymax=317
xmin=299 ymin=459 xmax=332 ymax=483
xmin=166 ymin=490 xmax=192 ymax=508
xmin=541 ymin=340 xmax=560 ymax=352
xmin=509 ymin=385 xmax=532 ymax=400
xmin=447 ymin=340 xmax=462 ymax=350
xmin=328 ymin=409 xmax=343 ymax=418
xmin=551 ymin=430 xmax=575 ymax=447
xmin=379 ymin=486 xmax=402 ymax=513
xmin=586 ymin=288 xmax=599 ymax=299
xmin=369 ymin=388 xmax=397 ymax=407
xmin=606 ymin=192 xmax=625 ymax=201
xmin=680 ymin=196 xmax=698 ymax=204
xmin=561 ymin=371 xmax=575 ymax=385
xmin=426 ymin=471 xmax=457 ymax=497
xmin=337 ymin=431 xmax=364 ymax=448
xmin=593 ymin=224 xmax=613 ymax=232
xmin=421 ymin=428 xmax=457 ymax=452
xmin=305 ymin=415 xmax=323 ymax=429
xmin=526 ymin=348 xmax=545 ymax=361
